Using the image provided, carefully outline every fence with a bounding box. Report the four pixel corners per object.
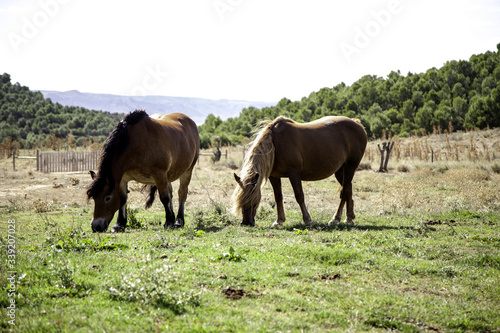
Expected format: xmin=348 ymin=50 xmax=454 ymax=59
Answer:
xmin=38 ymin=151 xmax=100 ymax=173
xmin=14 ymin=150 xmax=101 ymax=173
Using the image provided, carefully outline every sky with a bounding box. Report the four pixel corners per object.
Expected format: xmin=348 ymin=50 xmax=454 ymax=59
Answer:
xmin=1 ymin=0 xmax=499 ymax=103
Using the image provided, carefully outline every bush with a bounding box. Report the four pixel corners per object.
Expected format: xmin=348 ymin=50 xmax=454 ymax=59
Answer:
xmin=492 ymin=163 xmax=500 ymax=174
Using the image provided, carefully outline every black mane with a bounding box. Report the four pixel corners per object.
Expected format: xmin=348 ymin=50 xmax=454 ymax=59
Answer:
xmin=87 ymin=110 xmax=149 ymax=199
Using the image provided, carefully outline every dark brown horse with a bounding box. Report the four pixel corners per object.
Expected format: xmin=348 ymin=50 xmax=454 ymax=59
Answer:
xmin=232 ymin=116 xmax=367 ymax=227
xmin=87 ymin=110 xmax=199 ymax=232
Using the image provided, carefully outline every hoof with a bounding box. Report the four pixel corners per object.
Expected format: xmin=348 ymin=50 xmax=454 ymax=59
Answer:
xmin=173 ymin=219 xmax=184 ymax=229
xmin=241 ymin=219 xmax=255 ymax=227
xmin=164 ymin=222 xmax=175 ymax=230
xmin=344 ymin=218 xmax=355 ymax=225
xmin=111 ymin=225 xmax=125 ymax=233
xmin=328 ymin=218 xmax=340 ymax=226
xmin=270 ymin=221 xmax=284 ymax=228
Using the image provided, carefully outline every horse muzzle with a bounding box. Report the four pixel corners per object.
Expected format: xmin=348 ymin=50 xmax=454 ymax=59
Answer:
xmin=241 ymin=217 xmax=255 ymax=227
xmin=91 ymin=218 xmax=109 ymax=232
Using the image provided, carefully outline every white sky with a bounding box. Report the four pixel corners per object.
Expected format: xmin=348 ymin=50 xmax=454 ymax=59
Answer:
xmin=1 ymin=0 xmax=499 ymax=103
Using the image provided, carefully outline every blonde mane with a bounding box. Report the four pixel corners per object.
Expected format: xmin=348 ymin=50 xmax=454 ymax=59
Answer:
xmin=231 ymin=117 xmax=283 ymax=214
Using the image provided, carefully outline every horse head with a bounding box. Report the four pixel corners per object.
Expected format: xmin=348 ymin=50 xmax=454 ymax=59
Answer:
xmin=233 ymin=172 xmax=260 ymax=226
xmin=87 ymin=170 xmax=124 ymax=232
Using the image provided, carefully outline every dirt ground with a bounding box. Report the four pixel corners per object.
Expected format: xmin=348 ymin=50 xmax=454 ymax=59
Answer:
xmin=2 ymin=129 xmax=500 ymax=224
xmin=0 ymin=147 xmax=246 ymax=215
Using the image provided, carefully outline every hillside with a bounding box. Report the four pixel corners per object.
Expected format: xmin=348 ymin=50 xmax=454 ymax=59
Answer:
xmin=39 ymin=90 xmax=274 ymax=125
xmin=0 ymin=73 xmax=124 ymax=148
xmin=200 ymin=44 xmax=500 ymax=145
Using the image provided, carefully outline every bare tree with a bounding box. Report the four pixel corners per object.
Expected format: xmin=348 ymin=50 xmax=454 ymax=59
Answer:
xmin=377 ymin=141 xmax=395 ymax=172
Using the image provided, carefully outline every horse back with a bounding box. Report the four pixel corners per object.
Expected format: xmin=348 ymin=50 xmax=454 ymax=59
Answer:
xmin=126 ymin=113 xmax=199 ymax=181
xmin=271 ymin=116 xmax=366 ymax=180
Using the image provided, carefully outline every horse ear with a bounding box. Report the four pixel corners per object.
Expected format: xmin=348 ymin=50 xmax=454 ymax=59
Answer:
xmin=89 ymin=170 xmax=96 ymax=180
xmin=250 ymin=173 xmax=259 ymax=186
xmin=234 ymin=173 xmax=244 ymax=188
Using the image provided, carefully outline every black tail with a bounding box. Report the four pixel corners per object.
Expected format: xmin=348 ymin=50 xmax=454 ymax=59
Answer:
xmin=142 ymin=185 xmax=157 ymax=209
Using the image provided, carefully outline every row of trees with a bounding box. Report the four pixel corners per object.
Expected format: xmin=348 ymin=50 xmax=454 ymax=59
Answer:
xmin=199 ymin=44 xmax=500 ymax=148
xmin=0 ymin=73 xmax=124 ymax=148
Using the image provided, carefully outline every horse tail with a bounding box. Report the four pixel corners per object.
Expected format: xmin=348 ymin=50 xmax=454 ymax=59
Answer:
xmin=142 ymin=185 xmax=157 ymax=209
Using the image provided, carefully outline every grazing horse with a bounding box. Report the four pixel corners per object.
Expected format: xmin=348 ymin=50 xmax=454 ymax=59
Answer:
xmin=87 ymin=110 xmax=199 ymax=232
xmin=232 ymin=116 xmax=367 ymax=227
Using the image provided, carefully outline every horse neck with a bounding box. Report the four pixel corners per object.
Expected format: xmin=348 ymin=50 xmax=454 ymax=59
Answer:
xmin=243 ymin=128 xmax=275 ymax=181
xmin=111 ymin=150 xmax=129 ymax=184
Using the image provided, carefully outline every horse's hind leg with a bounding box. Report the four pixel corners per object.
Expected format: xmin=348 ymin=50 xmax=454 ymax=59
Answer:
xmin=156 ymin=177 xmax=176 ymax=229
xmin=342 ymin=164 xmax=357 ymax=224
xmin=330 ymin=164 xmax=357 ymax=225
xmin=175 ymin=167 xmax=194 ymax=228
xmin=329 ymin=167 xmax=346 ymax=225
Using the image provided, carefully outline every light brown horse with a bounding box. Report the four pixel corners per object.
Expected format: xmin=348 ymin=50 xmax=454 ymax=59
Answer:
xmin=232 ymin=116 xmax=367 ymax=227
xmin=87 ymin=110 xmax=199 ymax=232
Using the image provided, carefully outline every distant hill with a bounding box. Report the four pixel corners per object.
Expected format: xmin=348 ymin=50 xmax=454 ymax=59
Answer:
xmin=39 ymin=90 xmax=275 ymax=125
xmin=0 ymin=73 xmax=125 ymax=148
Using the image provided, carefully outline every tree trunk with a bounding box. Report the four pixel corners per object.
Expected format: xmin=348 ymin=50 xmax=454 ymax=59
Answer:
xmin=378 ymin=141 xmax=394 ymax=172
xmin=377 ymin=142 xmax=386 ymax=172
xmin=383 ymin=141 xmax=395 ymax=172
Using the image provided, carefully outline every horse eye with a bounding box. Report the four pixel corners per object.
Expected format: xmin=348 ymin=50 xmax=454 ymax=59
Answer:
xmin=104 ymin=196 xmax=112 ymax=203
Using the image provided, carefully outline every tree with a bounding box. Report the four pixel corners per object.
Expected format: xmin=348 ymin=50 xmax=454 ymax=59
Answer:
xmin=465 ymin=95 xmax=488 ymax=129
xmin=415 ymin=101 xmax=436 ymax=133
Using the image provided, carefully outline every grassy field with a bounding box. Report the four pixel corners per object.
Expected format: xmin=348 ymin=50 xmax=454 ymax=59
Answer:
xmin=1 ymin=129 xmax=500 ymax=332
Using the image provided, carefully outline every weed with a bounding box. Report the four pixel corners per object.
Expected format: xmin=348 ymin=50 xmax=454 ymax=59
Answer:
xmin=47 ymin=227 xmax=128 ymax=252
xmin=106 ymin=264 xmax=200 ymax=314
xmin=69 ymin=177 xmax=80 ymax=185
xmin=45 ymin=261 xmax=94 ymax=298
xmin=436 ymin=164 xmax=449 ymax=173
xmin=6 ymin=199 xmax=24 ymax=213
xmin=397 ymin=164 xmax=410 ymax=172
xmin=211 ymin=246 xmax=246 ymax=262
xmin=193 ymin=203 xmax=233 ymax=229
xmin=358 ymin=162 xmax=372 ymax=170
xmin=294 ymin=229 xmax=308 ymax=235
xmin=492 ymin=162 xmax=500 ymax=174
xmin=126 ymin=207 xmax=144 ymax=229
xmin=32 ymin=199 xmax=52 ymax=213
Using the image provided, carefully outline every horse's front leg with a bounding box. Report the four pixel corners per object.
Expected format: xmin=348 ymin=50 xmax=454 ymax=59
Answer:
xmin=175 ymin=168 xmax=194 ymax=228
xmin=289 ymin=172 xmax=312 ymax=225
xmin=269 ymin=176 xmax=286 ymax=227
xmin=112 ymin=184 xmax=128 ymax=233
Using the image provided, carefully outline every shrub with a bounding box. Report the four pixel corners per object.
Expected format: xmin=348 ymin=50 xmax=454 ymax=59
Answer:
xmin=492 ymin=163 xmax=500 ymax=174
xmin=397 ymin=164 xmax=410 ymax=173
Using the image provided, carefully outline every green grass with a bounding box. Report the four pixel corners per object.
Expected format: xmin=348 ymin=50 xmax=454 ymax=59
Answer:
xmin=1 ymin=205 xmax=499 ymax=332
